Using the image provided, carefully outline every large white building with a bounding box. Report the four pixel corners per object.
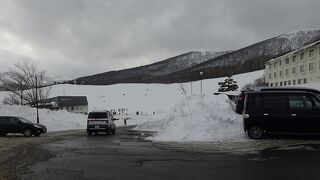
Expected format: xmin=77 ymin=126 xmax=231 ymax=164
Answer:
xmin=265 ymin=41 xmax=320 ymax=87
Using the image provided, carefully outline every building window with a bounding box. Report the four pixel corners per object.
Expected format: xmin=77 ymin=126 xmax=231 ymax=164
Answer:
xmin=292 ymin=55 xmax=296 ymax=63
xmin=269 ymin=64 xmax=272 ymax=69
xmin=285 ymin=58 xmax=289 ymax=64
xmin=303 ymin=78 xmax=307 ymax=84
xmin=279 ymin=70 xmax=283 ymax=77
xmin=279 ymin=60 xmax=282 ymax=66
xmin=298 ymin=79 xmax=302 ymax=84
xmin=292 ymin=67 xmax=297 ymax=74
xmin=284 ymin=81 xmax=287 ymax=86
xmin=309 ymin=49 xmax=314 ymax=57
xmin=288 ymin=80 xmax=291 ymax=85
xmin=300 ymin=65 xmax=305 ymax=73
xmin=280 ymin=81 xmax=283 ymax=86
xmin=274 ymin=72 xmax=277 ymax=78
xmin=293 ymin=80 xmax=296 ymax=85
xmin=274 ymin=62 xmax=276 ymax=68
xmin=270 ymin=83 xmax=273 ymax=87
xmin=309 ymin=62 xmax=315 ymax=71
xmin=275 ymin=82 xmax=278 ymax=86
xmin=269 ymin=73 xmax=272 ymax=79
xmin=300 ymin=53 xmax=304 ymax=60
xmin=285 ymin=69 xmax=289 ymax=76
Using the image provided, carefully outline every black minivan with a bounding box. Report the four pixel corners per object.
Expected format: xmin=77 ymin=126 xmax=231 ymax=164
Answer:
xmin=0 ymin=116 xmax=47 ymax=137
xmin=243 ymin=91 xmax=320 ymax=139
xmin=235 ymin=87 xmax=320 ymax=114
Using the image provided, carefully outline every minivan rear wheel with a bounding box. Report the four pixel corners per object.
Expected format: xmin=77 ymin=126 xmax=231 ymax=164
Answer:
xmin=23 ymin=128 xmax=32 ymax=137
xmin=248 ymin=125 xmax=264 ymax=139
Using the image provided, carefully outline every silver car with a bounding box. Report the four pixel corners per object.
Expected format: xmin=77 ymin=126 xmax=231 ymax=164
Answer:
xmin=87 ymin=111 xmax=116 ymax=135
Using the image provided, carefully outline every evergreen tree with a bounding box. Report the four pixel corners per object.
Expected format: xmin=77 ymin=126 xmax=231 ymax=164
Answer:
xmin=218 ymin=76 xmax=239 ymax=92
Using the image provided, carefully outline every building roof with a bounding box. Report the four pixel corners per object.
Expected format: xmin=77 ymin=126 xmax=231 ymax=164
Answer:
xmin=265 ymin=40 xmax=320 ymax=64
xmin=40 ymin=96 xmax=88 ymax=107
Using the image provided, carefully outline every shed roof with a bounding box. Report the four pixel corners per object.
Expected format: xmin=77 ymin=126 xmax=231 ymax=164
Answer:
xmin=40 ymin=96 xmax=88 ymax=107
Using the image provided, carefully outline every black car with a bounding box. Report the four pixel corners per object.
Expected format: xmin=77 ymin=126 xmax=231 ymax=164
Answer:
xmin=243 ymin=91 xmax=320 ymax=139
xmin=235 ymin=87 xmax=320 ymax=114
xmin=0 ymin=116 xmax=47 ymax=137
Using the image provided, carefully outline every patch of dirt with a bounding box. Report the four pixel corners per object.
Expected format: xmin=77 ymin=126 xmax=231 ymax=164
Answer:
xmin=0 ymin=130 xmax=84 ymax=179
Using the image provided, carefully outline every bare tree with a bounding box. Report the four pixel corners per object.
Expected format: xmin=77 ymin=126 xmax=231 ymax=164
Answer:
xmin=241 ymin=74 xmax=266 ymax=91
xmin=0 ymin=58 xmax=53 ymax=106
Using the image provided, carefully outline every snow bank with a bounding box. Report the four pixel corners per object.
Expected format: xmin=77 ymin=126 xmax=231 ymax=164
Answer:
xmin=136 ymin=94 xmax=246 ymax=142
xmin=0 ymin=105 xmax=87 ymax=132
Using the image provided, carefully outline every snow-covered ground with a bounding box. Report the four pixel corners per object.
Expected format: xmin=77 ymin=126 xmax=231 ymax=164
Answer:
xmin=49 ymin=70 xmax=265 ymax=114
xmin=1 ymin=69 xmax=320 ymax=142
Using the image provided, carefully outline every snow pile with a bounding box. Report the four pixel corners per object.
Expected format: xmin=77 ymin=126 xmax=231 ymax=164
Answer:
xmin=136 ymin=94 xmax=245 ymax=142
xmin=0 ymin=105 xmax=87 ymax=132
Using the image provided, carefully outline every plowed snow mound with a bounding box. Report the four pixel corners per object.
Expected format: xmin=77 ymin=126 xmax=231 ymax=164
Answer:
xmin=136 ymin=94 xmax=247 ymax=141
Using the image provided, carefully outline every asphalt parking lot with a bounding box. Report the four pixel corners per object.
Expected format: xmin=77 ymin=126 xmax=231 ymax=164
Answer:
xmin=2 ymin=127 xmax=320 ymax=180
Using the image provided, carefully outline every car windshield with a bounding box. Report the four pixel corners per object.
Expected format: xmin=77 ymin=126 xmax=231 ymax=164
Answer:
xmin=18 ymin=117 xmax=32 ymax=124
xmin=88 ymin=112 xmax=108 ymax=118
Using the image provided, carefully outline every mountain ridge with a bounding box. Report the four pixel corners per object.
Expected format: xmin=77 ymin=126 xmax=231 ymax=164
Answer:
xmin=75 ymin=51 xmax=230 ymax=85
xmin=74 ymin=29 xmax=320 ymax=85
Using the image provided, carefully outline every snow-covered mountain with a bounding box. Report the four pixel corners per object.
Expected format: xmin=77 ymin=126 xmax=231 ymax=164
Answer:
xmin=74 ymin=51 xmax=230 ymax=85
xmin=74 ymin=29 xmax=320 ymax=85
xmin=162 ymin=30 xmax=320 ymax=83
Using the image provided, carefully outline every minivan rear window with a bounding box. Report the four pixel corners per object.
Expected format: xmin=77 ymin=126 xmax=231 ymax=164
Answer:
xmin=88 ymin=112 xmax=108 ymax=119
xmin=263 ymin=94 xmax=288 ymax=112
xmin=247 ymin=94 xmax=262 ymax=112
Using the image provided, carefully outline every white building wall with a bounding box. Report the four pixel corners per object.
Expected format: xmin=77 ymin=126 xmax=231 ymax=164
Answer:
xmin=59 ymin=105 xmax=88 ymax=114
xmin=265 ymin=43 xmax=320 ymax=86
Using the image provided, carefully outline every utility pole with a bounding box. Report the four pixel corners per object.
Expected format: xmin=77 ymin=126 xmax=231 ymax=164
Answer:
xmin=200 ymin=71 xmax=203 ymax=94
xmin=35 ymin=76 xmax=39 ymax=124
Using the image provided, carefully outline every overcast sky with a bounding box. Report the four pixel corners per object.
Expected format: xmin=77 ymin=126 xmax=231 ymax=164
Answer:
xmin=0 ymin=0 xmax=320 ymax=79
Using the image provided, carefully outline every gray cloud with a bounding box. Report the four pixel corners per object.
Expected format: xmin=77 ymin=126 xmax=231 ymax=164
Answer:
xmin=0 ymin=0 xmax=319 ymax=79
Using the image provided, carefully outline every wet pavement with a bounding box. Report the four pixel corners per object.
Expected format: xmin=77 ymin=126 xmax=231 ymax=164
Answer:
xmin=3 ymin=127 xmax=320 ymax=179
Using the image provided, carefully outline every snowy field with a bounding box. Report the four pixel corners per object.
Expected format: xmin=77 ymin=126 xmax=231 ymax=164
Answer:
xmin=1 ymin=69 xmax=320 ymax=142
xmin=49 ymin=70 xmax=265 ymax=114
